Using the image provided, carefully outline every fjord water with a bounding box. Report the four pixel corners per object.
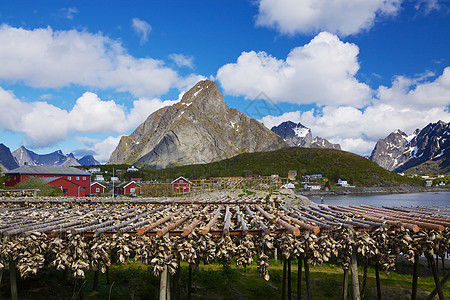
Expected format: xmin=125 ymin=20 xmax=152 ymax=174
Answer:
xmin=309 ymin=191 xmax=450 ymax=207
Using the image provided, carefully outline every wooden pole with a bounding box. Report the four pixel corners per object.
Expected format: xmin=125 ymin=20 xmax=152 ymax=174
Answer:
xmin=304 ymin=258 xmax=312 ymax=300
xmin=93 ymin=270 xmax=99 ymax=291
xmin=288 ymin=257 xmax=292 ymax=300
xmin=375 ymin=262 xmax=381 ymax=300
xmin=297 ymin=258 xmax=302 ymax=300
xmin=427 ymin=255 xmax=444 ymax=300
xmin=412 ymin=254 xmax=419 ymax=300
xmin=349 ymin=228 xmax=360 ymax=300
xmin=360 ymin=259 xmax=368 ymax=299
xmin=188 ymin=264 xmax=192 ymax=300
xmin=9 ymin=258 xmax=18 ymax=300
xmin=342 ymin=268 xmax=349 ymax=300
xmin=426 ymin=270 xmax=450 ymax=300
xmin=282 ymin=257 xmax=287 ymax=300
xmin=160 ymin=264 xmax=168 ymax=300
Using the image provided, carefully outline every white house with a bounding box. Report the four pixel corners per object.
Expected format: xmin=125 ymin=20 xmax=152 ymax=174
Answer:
xmin=304 ymin=182 xmax=321 ymax=190
xmin=95 ymin=174 xmax=105 ymax=182
xmin=88 ymin=167 xmax=101 ymax=174
xmin=281 ymin=183 xmax=295 ymax=189
xmin=337 ymin=178 xmax=348 ymax=186
xmin=127 ymin=165 xmax=139 ymax=172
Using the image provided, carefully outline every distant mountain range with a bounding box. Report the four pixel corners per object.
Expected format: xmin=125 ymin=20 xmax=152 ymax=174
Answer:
xmin=0 ymin=144 xmax=100 ymax=172
xmin=271 ymin=121 xmax=341 ymax=150
xmin=108 ymin=80 xmax=286 ymax=168
xmin=370 ymin=121 xmax=449 ymax=174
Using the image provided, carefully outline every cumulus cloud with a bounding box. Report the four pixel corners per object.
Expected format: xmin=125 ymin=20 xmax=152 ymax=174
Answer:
xmin=0 ymin=25 xmax=181 ymax=97
xmin=92 ymin=136 xmax=123 ymax=162
xmin=131 ymin=18 xmax=152 ymax=44
xmin=169 ymin=53 xmax=195 ymax=69
xmin=260 ymin=67 xmax=450 ymax=155
xmin=0 ymin=87 xmax=178 ymax=148
xmin=217 ymin=32 xmax=372 ymax=107
xmin=255 ymin=0 xmax=402 ymax=36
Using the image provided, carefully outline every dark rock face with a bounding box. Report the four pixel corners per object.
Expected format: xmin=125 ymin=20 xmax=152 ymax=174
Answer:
xmin=78 ymin=155 xmax=100 ymax=166
xmin=370 ymin=121 xmax=450 ymax=173
xmin=108 ymin=80 xmax=287 ymax=168
xmin=271 ymin=121 xmax=341 ymax=150
xmin=0 ymin=144 xmax=19 ymax=171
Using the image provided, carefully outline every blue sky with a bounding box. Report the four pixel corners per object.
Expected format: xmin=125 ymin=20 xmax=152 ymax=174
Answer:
xmin=0 ymin=0 xmax=449 ymax=162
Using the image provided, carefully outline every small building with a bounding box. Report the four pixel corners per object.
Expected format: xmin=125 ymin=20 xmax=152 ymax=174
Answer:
xmin=131 ymin=178 xmax=143 ymax=183
xmin=304 ymin=182 xmax=321 ymax=190
xmin=5 ymin=166 xmax=91 ymax=197
xmin=111 ymin=176 xmax=119 ymax=183
xmin=171 ymin=176 xmax=193 ymax=193
xmin=114 ymin=180 xmax=141 ymax=195
xmin=337 ymin=178 xmax=348 ymax=186
xmin=95 ymin=174 xmax=105 ymax=182
xmin=288 ymin=170 xmax=297 ymax=180
xmin=91 ymin=182 xmax=106 ymax=194
xmin=425 ymin=180 xmax=433 ymax=187
xmin=311 ymin=173 xmax=322 ymax=180
xmin=88 ymin=167 xmax=101 ymax=174
xmin=321 ymin=177 xmax=329 ymax=182
xmin=127 ymin=166 xmax=139 ymax=172
xmin=281 ymin=183 xmax=295 ymax=189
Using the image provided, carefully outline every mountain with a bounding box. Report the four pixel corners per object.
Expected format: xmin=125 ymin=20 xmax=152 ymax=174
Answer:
xmin=78 ymin=155 xmax=100 ymax=166
xmin=0 ymin=144 xmax=19 ymax=172
xmin=12 ymin=146 xmax=81 ymax=167
xmin=271 ymin=121 xmax=341 ymax=150
xmin=370 ymin=121 xmax=450 ymax=174
xmin=108 ymin=80 xmax=287 ymax=168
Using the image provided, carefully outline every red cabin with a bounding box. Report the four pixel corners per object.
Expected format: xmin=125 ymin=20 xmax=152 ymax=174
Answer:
xmin=171 ymin=176 xmax=193 ymax=193
xmin=114 ymin=180 xmax=141 ymax=196
xmin=90 ymin=182 xmax=105 ymax=194
xmin=5 ymin=166 xmax=91 ymax=197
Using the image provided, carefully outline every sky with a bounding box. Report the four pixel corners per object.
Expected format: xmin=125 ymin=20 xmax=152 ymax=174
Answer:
xmin=0 ymin=0 xmax=449 ymax=162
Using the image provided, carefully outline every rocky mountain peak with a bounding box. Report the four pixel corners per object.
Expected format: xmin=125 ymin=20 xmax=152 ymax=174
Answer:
xmin=108 ymin=80 xmax=286 ymax=168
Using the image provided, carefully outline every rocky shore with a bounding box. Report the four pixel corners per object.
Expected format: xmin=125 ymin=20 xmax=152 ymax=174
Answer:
xmin=299 ymin=185 xmax=450 ymax=197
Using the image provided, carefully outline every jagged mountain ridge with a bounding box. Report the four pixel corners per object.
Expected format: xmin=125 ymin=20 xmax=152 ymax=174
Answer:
xmin=9 ymin=146 xmax=100 ymax=168
xmin=0 ymin=144 xmax=19 ymax=172
xmin=370 ymin=121 xmax=450 ymax=174
xmin=108 ymin=80 xmax=287 ymax=168
xmin=271 ymin=121 xmax=341 ymax=150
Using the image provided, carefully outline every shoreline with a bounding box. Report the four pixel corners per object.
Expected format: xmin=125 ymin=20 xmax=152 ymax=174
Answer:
xmin=298 ymin=185 xmax=450 ymax=197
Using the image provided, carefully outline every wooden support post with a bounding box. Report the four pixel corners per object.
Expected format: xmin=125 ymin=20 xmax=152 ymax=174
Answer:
xmin=93 ymin=270 xmax=99 ymax=291
xmin=426 ymin=270 xmax=450 ymax=300
xmin=160 ymin=264 xmax=168 ymax=300
xmin=297 ymin=258 xmax=302 ymax=300
xmin=412 ymin=254 xmax=419 ymax=300
xmin=9 ymin=257 xmax=18 ymax=300
xmin=0 ymin=269 xmax=3 ymax=286
xmin=375 ymin=262 xmax=381 ymax=300
xmin=106 ymin=266 xmax=110 ymax=285
xmin=360 ymin=259 xmax=367 ymax=299
xmin=274 ymin=248 xmax=278 ymax=261
xmin=349 ymin=227 xmax=360 ymax=300
xmin=342 ymin=268 xmax=349 ymax=300
xmin=282 ymin=257 xmax=287 ymax=300
xmin=427 ymin=255 xmax=444 ymax=300
xmin=188 ymin=264 xmax=192 ymax=300
xmin=288 ymin=257 xmax=292 ymax=300
xmin=304 ymin=258 xmax=312 ymax=300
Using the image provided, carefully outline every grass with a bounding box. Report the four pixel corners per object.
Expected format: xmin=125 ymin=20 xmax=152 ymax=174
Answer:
xmin=1 ymin=258 xmax=447 ymax=299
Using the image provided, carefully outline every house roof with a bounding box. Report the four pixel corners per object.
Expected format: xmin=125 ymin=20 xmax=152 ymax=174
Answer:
xmin=90 ymin=182 xmax=106 ymax=188
xmin=171 ymin=176 xmax=192 ymax=184
xmin=6 ymin=166 xmax=91 ymax=176
xmin=116 ymin=180 xmax=140 ymax=188
xmin=306 ymin=182 xmax=321 ymax=186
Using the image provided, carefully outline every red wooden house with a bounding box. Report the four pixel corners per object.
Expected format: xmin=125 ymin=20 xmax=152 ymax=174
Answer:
xmin=171 ymin=176 xmax=193 ymax=193
xmin=90 ymin=182 xmax=105 ymax=194
xmin=114 ymin=180 xmax=141 ymax=195
xmin=5 ymin=166 xmax=91 ymax=197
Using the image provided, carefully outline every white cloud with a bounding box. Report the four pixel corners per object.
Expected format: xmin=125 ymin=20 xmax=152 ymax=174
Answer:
xmin=61 ymin=7 xmax=79 ymax=20
xmin=255 ymin=0 xmax=403 ymax=36
xmin=169 ymin=53 xmax=195 ymax=69
xmin=92 ymin=136 xmax=122 ymax=162
xmin=0 ymin=25 xmax=180 ymax=97
xmin=131 ymin=18 xmax=152 ymax=44
xmin=260 ymin=111 xmax=302 ymax=129
xmin=0 ymin=87 xmax=179 ymax=148
xmin=217 ymin=32 xmax=371 ymax=107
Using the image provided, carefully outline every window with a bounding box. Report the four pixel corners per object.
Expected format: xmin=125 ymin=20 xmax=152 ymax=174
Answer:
xmin=63 ymin=189 xmax=68 ymax=194
xmin=83 ymin=176 xmax=86 ymax=181
xmin=80 ymin=187 xmax=86 ymax=191
xmin=130 ymin=188 xmax=135 ymax=193
xmin=68 ymin=176 xmax=71 ymax=180
xmin=76 ymin=176 xmax=80 ymax=181
xmin=96 ymin=188 xmax=100 ymax=193
xmin=180 ymin=179 xmax=184 ymax=183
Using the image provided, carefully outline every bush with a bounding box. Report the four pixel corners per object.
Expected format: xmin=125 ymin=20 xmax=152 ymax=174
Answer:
xmin=15 ymin=177 xmax=63 ymax=196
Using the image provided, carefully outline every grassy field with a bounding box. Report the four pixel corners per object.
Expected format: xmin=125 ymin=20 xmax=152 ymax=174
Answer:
xmin=1 ymin=258 xmax=447 ymax=299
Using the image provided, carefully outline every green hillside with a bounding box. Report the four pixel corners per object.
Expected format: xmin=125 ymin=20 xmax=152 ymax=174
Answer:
xmin=133 ymin=147 xmax=422 ymax=187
